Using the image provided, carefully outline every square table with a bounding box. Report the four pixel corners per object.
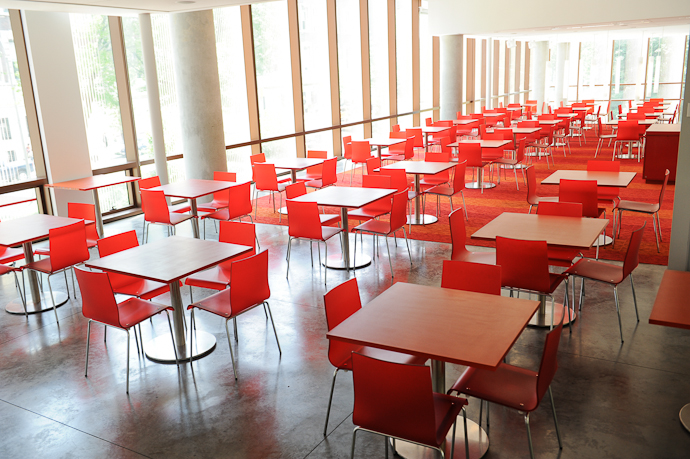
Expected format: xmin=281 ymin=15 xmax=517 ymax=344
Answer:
xmin=328 ymin=282 xmax=540 ymax=458
xmin=450 ymin=140 xmax=511 ymax=191
xmin=605 ymin=119 xmax=656 ymax=126
xmin=381 ymin=160 xmax=456 ymax=225
xmin=537 ymin=119 xmax=562 ymax=126
xmin=649 ymin=269 xmax=690 ymax=432
xmin=86 ymin=236 xmax=252 ymax=363
xmin=472 ymin=212 xmax=608 ymax=327
xmin=0 ymin=214 xmax=82 ymax=315
xmin=507 ymin=127 xmax=541 ymax=148
xmin=149 ymin=179 xmax=240 ymax=238
xmin=271 ymin=157 xmax=325 ymax=183
xmin=453 ymin=119 xmax=478 ymax=126
xmin=46 ymin=173 xmax=141 ymax=237
xmin=421 ymin=126 xmax=452 ymax=151
xmin=362 ymin=137 xmax=407 ymax=159
xmin=556 ymin=113 xmax=578 ymax=119
xmin=290 ymin=186 xmax=396 ymax=269
xmin=540 ymin=170 xmax=636 ymax=187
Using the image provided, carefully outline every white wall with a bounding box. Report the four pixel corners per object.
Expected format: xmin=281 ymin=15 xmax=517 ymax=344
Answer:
xmin=429 ymin=0 xmax=690 ymax=36
xmin=23 ymin=10 xmax=94 ymax=216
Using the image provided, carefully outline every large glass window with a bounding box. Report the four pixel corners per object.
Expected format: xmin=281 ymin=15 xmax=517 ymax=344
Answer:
xmin=0 ymin=9 xmax=37 ymax=187
xmin=337 ymin=0 xmax=364 ymax=140
xmin=298 ymin=0 xmax=333 ymax=152
xmin=646 ymin=34 xmax=687 ymax=111
xmin=369 ymin=0 xmax=390 ymax=138
xmin=252 ymin=2 xmax=296 ymax=160
xmin=578 ymin=33 xmax=611 ymax=105
xmin=122 ymin=16 xmax=152 ymax=162
xmin=419 ymin=1 xmax=433 ymax=111
xmin=610 ymin=36 xmax=646 ymax=113
xmin=396 ymin=0 xmax=413 ymax=128
xmin=215 ymin=6 xmax=252 ymax=180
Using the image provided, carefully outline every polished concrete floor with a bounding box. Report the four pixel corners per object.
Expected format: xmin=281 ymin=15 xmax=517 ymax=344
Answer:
xmin=0 ymin=215 xmax=688 ymax=459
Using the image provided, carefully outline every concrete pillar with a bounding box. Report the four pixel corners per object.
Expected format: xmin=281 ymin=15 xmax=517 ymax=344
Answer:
xmin=439 ymin=34 xmax=463 ymax=120
xmin=555 ymin=42 xmax=569 ymax=106
xmin=139 ymin=13 xmax=169 ymax=185
xmin=668 ymin=33 xmax=690 ymax=272
xmin=169 ymin=10 xmax=226 ymax=181
xmin=532 ymin=41 xmax=548 ymax=114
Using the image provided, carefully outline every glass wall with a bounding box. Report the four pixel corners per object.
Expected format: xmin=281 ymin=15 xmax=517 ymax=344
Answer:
xmin=336 ymin=0 xmax=364 ymax=140
xmin=396 ymin=0 xmax=413 ymax=128
xmin=646 ymin=34 xmax=686 ymax=113
xmin=369 ymin=0 xmax=390 ymax=138
xmin=419 ymin=1 xmax=433 ymax=111
xmin=122 ymin=16 xmax=152 ymax=162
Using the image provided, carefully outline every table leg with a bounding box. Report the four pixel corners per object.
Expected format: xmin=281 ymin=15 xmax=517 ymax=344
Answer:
xmin=323 ymin=208 xmax=371 ymax=269
xmin=407 ymin=174 xmax=439 ymax=225
xmin=528 ymin=294 xmax=576 ymax=328
xmin=92 ymin=189 xmax=104 ymax=238
xmin=291 ymin=170 xmax=298 ymax=183
xmin=680 ymin=404 xmax=690 ymax=432
xmin=465 ymin=164 xmax=496 ymax=191
xmin=145 ymin=280 xmax=216 ymax=364
xmin=392 ymin=360 xmax=490 ymax=458
xmin=377 ymin=145 xmax=382 ymax=160
xmin=190 ymin=199 xmax=200 ymax=239
xmin=5 ymin=242 xmax=68 ymax=315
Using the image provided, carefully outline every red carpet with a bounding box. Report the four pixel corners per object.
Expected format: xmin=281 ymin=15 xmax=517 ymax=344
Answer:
xmin=253 ymin=134 xmax=673 ymax=265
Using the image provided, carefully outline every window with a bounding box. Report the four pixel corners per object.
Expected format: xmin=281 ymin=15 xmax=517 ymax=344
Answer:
xmin=646 ymin=33 xmax=687 ymax=113
xmin=336 ymin=0 xmax=364 ymax=140
xmin=419 ymin=1 xmax=433 ymax=111
xmin=610 ymin=36 xmax=646 ymax=110
xmin=7 ymin=150 xmax=15 ymax=162
xmin=369 ymin=0 xmax=390 ymax=138
xmin=396 ymin=0 xmax=413 ymax=128
xmin=0 ymin=118 xmax=11 ymax=140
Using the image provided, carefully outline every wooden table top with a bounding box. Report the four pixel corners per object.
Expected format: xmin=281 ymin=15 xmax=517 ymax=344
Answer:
xmin=271 ymin=157 xmax=325 ymax=171
xmin=471 ymin=212 xmax=608 ymax=249
xmin=646 ymin=124 xmax=681 ymax=134
xmin=327 ymin=282 xmax=540 ymax=370
xmin=649 ymin=270 xmax=690 ymax=330
xmin=46 ymin=173 xmax=141 ymax=191
xmin=421 ymin=126 xmax=452 ymax=133
xmin=450 ymin=140 xmax=511 ymax=149
xmin=510 ymin=127 xmax=541 ymax=134
xmin=571 ymin=107 xmax=590 ymax=111
xmin=605 ymin=119 xmax=656 ymax=126
xmin=149 ymin=179 xmax=239 ymax=200
xmin=483 ymin=113 xmax=504 ymax=117
xmin=290 ymin=186 xmax=396 ymax=209
xmin=363 ymin=138 xmax=406 ymax=147
xmin=86 ymin=236 xmax=252 ymax=284
xmin=0 ymin=214 xmax=83 ymax=246
xmin=541 ymin=170 xmax=636 ymax=187
xmin=382 ymin=160 xmax=456 ymax=175
xmin=453 ymin=119 xmax=478 ymax=125
xmin=556 ymin=113 xmax=578 ymax=118
xmin=538 ymin=120 xmax=562 ymax=125
xmin=507 ymin=107 xmax=522 ymax=111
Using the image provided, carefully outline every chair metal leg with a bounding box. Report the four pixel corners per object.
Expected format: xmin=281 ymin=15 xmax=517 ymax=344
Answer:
xmin=384 ymin=235 xmax=393 ymax=277
xmin=126 ymin=329 xmax=131 ymax=393
xmin=323 ymin=368 xmax=340 ymax=436
xmin=630 ymin=274 xmax=639 ymax=322
xmin=189 ymin=309 xmax=196 ymax=377
xmin=652 ymin=211 xmax=660 ymax=252
xmin=548 ymin=386 xmax=563 ymax=449
xmin=613 ymin=285 xmax=624 ymax=343
xmin=165 ymin=311 xmax=179 ymax=367
xmin=286 ymin=238 xmax=292 ymax=278
xmin=324 ymin=242 xmax=328 ymax=285
xmin=13 ymin=271 xmax=27 ymax=316
xmin=350 ymin=427 xmax=359 ymax=459
xmin=579 ymin=278 xmax=584 ymax=311
xmin=234 ymin=317 xmax=238 ymax=342
xmin=46 ymin=275 xmax=59 ymax=323
xmin=265 ymin=302 xmax=281 ymax=353
xmin=225 ymin=319 xmax=238 ymax=380
xmin=656 ymin=211 xmax=663 ymax=243
xmin=63 ymin=270 xmax=70 ymax=299
xmin=402 ymin=227 xmax=412 ymax=265
xmin=85 ymin=320 xmax=92 ymax=377
xmin=524 ymin=413 xmax=535 ymax=459
xmin=462 ymin=407 xmax=469 ymax=459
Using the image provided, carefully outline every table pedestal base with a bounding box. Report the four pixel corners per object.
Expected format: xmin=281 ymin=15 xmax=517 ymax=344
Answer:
xmin=615 ymin=153 xmax=639 ymax=160
xmin=680 ymin=403 xmax=690 ymax=432
xmin=528 ymin=303 xmax=576 ymax=328
xmin=391 ymin=418 xmax=489 ymax=458
xmin=323 ymin=252 xmax=371 ymax=270
xmin=145 ymin=330 xmax=216 ymax=364
xmin=594 ymin=234 xmax=613 ymax=246
xmin=278 ymin=206 xmax=288 ymax=215
xmin=465 ymin=182 xmax=496 ymax=190
xmin=5 ymin=291 xmax=68 ymax=315
xmin=407 ymin=214 xmax=438 ymax=226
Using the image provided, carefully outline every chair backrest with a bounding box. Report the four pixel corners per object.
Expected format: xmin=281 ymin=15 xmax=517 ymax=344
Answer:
xmin=403 ymin=136 xmax=415 ymax=159
xmin=456 ymin=142 xmax=483 ymax=168
xmin=210 ymin=171 xmax=237 ymax=207
xmin=140 ymin=189 xmax=172 ymax=224
xmin=225 ymin=182 xmax=253 ymax=220
xmin=351 ymin=141 xmax=372 ymax=163
xmin=389 ymin=131 xmax=407 ymax=153
xmin=379 ymin=168 xmax=409 ymax=192
xmin=525 ymin=165 xmax=539 ymax=206
xmin=425 ymin=117 xmax=433 ymax=126
xmin=657 ymin=169 xmax=670 ymax=209
xmin=68 ymin=202 xmax=99 ymax=242
xmin=537 ymin=201 xmax=583 ymax=217
xmin=343 ymin=136 xmax=353 ymax=160
xmin=627 ymin=112 xmax=645 ymax=120
xmin=392 ymin=124 xmax=400 ymax=132
xmin=286 ymin=200 xmax=323 ymax=240
xmin=449 ymin=208 xmax=469 ymax=260
xmin=306 ymin=150 xmax=328 ymax=176
xmin=250 ymin=153 xmax=266 ymax=166
xmin=362 ymin=174 xmax=391 ymax=189
xmin=622 ymin=223 xmax=646 ymax=279
xmin=535 ymin=320 xmax=564 ymax=403
xmin=351 ymin=352 xmax=437 ymax=447
xmin=389 ymin=190 xmax=408 ymax=232
xmin=515 ymin=138 xmax=526 ymax=163
xmin=559 ymin=179 xmax=599 ymax=218
xmin=451 ymin=160 xmax=467 ymax=192
xmin=48 ymin=220 xmax=90 ymax=271
xmin=253 ymin=163 xmax=279 ymax=191
xmin=230 ymin=249 xmax=270 ymax=315
xmin=424 ymin=151 xmax=451 ymax=181
xmin=285 ymin=182 xmax=306 ymax=199
xmin=75 ymin=267 xmax=120 ymax=327
xmin=441 ymin=260 xmax=501 ymax=295
xmin=324 ymin=278 xmax=363 ymax=367
xmin=320 ymin=158 xmax=338 ymax=186
xmin=365 ymin=157 xmax=381 ymax=175
xmin=97 ymin=230 xmax=142 ymax=291
xmin=137 ymin=175 xmax=161 ymax=190
xmin=218 ymin=220 xmax=257 ymax=268
xmin=405 ymin=128 xmax=424 ymax=147
xmin=617 ymin=120 xmax=639 ymax=141
xmin=496 ymin=236 xmax=552 ymax=293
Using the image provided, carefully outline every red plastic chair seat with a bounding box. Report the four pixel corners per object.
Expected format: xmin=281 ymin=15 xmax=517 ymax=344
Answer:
xmin=419 ymin=176 xmax=448 ymax=187
xmin=188 ymin=288 xmax=252 ymax=319
xmin=24 ymin=257 xmax=54 ymax=275
xmin=616 ymin=199 xmax=658 ymax=213
xmin=432 ymin=393 xmax=468 ymax=445
xmin=197 ymin=200 xmax=228 ymax=213
xmin=319 ymin=214 xmax=342 ymax=226
xmin=201 ymin=206 xmax=250 ymax=223
xmin=168 ymin=212 xmax=195 ymax=225
xmin=0 ymin=246 xmax=24 ymax=265
xmin=565 ymin=258 xmax=624 ymax=284
xmin=546 ymin=247 xmax=579 ymax=267
xmin=118 ymin=297 xmax=173 ymax=328
xmin=353 ymin=218 xmax=391 ymax=235
xmin=450 ymin=364 xmax=539 ymax=412
xmin=336 ymin=345 xmax=425 ymax=371
xmin=170 ymin=202 xmax=192 ymax=214
xmin=424 ymin=184 xmax=453 ymax=196
xmin=185 ymin=266 xmax=231 ymax=290
xmin=452 ymin=250 xmax=496 ymax=265
xmin=381 ymin=153 xmax=405 ymax=162
xmin=320 ymin=226 xmax=342 ymax=241
xmin=348 ymin=207 xmax=388 ymax=220
xmin=114 ymin=278 xmax=172 ymax=300
xmin=0 ymin=264 xmax=17 ymax=275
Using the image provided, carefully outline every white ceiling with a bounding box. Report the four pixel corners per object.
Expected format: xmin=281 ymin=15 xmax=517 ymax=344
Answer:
xmin=0 ymin=0 xmax=270 ymax=15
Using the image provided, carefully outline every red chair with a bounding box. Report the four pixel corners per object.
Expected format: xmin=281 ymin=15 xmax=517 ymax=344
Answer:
xmin=24 ymin=221 xmax=89 ymax=323
xmin=286 ymin=200 xmax=343 ymax=284
xmin=140 ymin=189 xmax=195 ymax=243
xmin=391 ymin=124 xmax=400 ymax=132
xmin=301 ymin=150 xmax=328 ymax=182
xmin=525 ymin=165 xmax=557 ymax=213
xmin=253 ymin=162 xmax=289 ymax=220
xmin=138 ymin=175 xmax=191 ymax=214
xmin=76 ymin=267 xmax=178 ymax=393
xmin=424 ymin=160 xmax=468 ymax=220
xmin=322 ymin=278 xmax=427 ymax=436
xmin=197 ymin=171 xmax=236 ymax=213
xmin=199 ymin=181 xmax=255 ymax=239
xmin=185 ymin=221 xmax=257 ymax=300
xmin=496 ymin=236 xmax=570 ymax=329
xmin=419 ymin=150 xmax=451 ymax=189
xmin=457 ymin=142 xmax=493 ymax=195
xmin=493 ymin=138 xmax=528 ymax=190
xmin=448 ymin=320 xmax=565 ymax=459
xmin=97 ymin=230 xmax=173 ymax=300
xmin=378 ymin=168 xmax=416 ymax=231
xmin=405 ymin=127 xmax=424 ymax=157
xmin=615 ymin=169 xmax=668 ymax=252
xmin=365 ymin=157 xmax=381 ymax=175
xmin=35 ymin=202 xmax=99 ymax=256
xmin=0 ymin=234 xmax=26 ymax=314
xmin=284 ymin=182 xmax=340 ymax=227
xmin=441 ymin=260 xmax=501 ymax=295
xmin=306 ymin=157 xmax=338 ymax=189
xmin=341 ymin=136 xmax=353 ymax=180
xmin=351 ymin=352 xmax=469 ymax=459
xmin=613 ymin=120 xmax=641 ymax=160
xmin=559 ymin=179 xmax=606 ymax=258
xmin=381 ymin=136 xmax=414 ymax=163
xmin=587 ymin=160 xmax=621 ymax=209
xmin=187 ymin=250 xmax=279 ymax=379
xmin=565 ymin=223 xmax=645 ymax=343
xmin=350 ymin=141 xmax=373 ymax=185
xmin=353 ymin=190 xmax=412 ymax=277
xmin=348 ymin=175 xmax=392 ymax=223
xmin=0 ymin=263 xmax=26 ymax=314
xmin=594 ymin=118 xmax=617 ymax=158
xmin=537 ymin=202 xmax=583 ymax=267
xmin=449 ymin=208 xmax=495 ymax=264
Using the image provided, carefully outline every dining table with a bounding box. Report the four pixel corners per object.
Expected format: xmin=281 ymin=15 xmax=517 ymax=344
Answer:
xmin=381 ymin=160 xmax=456 ymax=225
xmin=472 ymin=212 xmax=608 ymax=327
xmin=449 ymin=139 xmax=511 ymax=190
xmin=290 ymin=185 xmax=396 ymax=269
xmin=271 ymin=157 xmax=325 ymax=183
xmin=0 ymin=214 xmax=82 ymax=315
xmin=86 ymin=235 xmax=252 ymax=363
xmin=421 ymin=126 xmax=452 ymax=151
xmin=363 ymin=137 xmax=406 ymax=159
xmin=327 ymin=282 xmax=541 ymax=458
xmin=540 ymin=170 xmax=636 ymax=187
xmin=149 ymin=179 xmax=241 ymax=238
xmin=46 ymin=173 xmax=141 ymax=237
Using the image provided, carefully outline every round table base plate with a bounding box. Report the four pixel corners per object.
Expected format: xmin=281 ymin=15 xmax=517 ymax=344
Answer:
xmin=465 ymin=182 xmax=496 ymax=190
xmin=5 ymin=291 xmax=68 ymax=315
xmin=594 ymin=234 xmax=613 ymax=246
xmin=145 ymin=330 xmax=216 ymax=364
xmin=278 ymin=206 xmax=288 ymax=215
xmin=407 ymin=214 xmax=439 ymax=226
xmin=323 ymin=253 xmax=371 ymax=270
xmin=528 ymin=303 xmax=577 ymax=328
xmin=680 ymin=403 xmax=690 ymax=432
xmin=391 ymin=418 xmax=489 ymax=458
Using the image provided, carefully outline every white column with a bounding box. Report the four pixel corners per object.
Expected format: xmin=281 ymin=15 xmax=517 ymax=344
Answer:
xmin=139 ymin=13 xmax=169 ymax=185
xmin=439 ymin=34 xmax=463 ymax=120
xmin=555 ymin=42 xmax=569 ymax=106
xmin=169 ymin=10 xmax=226 ymax=180
xmin=23 ymin=11 xmax=93 ymax=216
xmin=532 ymin=41 xmax=549 ymax=114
